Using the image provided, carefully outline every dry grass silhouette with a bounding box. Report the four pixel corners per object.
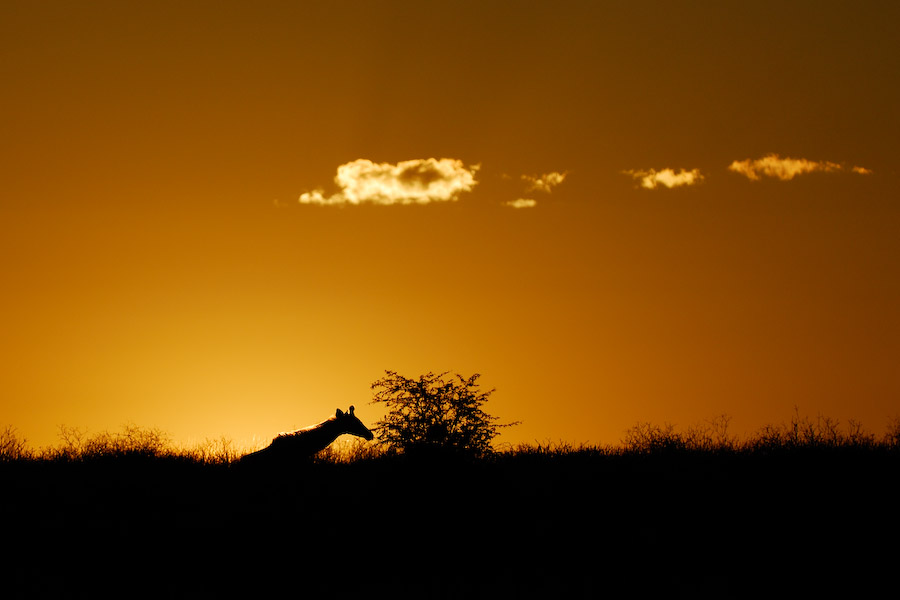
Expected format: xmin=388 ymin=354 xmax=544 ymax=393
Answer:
xmin=2 ymin=412 xmax=898 ymax=598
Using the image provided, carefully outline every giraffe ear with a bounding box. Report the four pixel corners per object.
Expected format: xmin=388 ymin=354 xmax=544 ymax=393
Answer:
xmin=336 ymin=408 xmax=344 ymax=417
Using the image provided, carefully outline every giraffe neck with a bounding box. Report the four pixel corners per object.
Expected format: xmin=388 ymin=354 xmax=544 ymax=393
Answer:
xmin=274 ymin=417 xmax=347 ymax=456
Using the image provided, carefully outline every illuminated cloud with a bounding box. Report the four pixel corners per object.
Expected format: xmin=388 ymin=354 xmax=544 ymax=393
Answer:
xmin=522 ymin=171 xmax=567 ymax=193
xmin=500 ymin=170 xmax=568 ymax=207
xmin=505 ymin=198 xmax=537 ymax=209
xmin=624 ymin=168 xmax=704 ymax=190
xmin=727 ymin=154 xmax=846 ymax=180
xmin=852 ymin=166 xmax=873 ymax=175
xmin=299 ymin=158 xmax=478 ymax=206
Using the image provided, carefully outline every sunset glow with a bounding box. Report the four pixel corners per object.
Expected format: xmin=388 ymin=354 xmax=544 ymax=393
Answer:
xmin=2 ymin=1 xmax=898 ymax=452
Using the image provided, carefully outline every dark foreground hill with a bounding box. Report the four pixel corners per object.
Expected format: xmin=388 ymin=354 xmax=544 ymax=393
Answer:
xmin=3 ymin=448 xmax=897 ymax=599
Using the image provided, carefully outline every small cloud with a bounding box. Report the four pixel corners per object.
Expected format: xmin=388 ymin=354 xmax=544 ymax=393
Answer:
xmin=727 ymin=154 xmax=847 ymax=181
xmin=624 ymin=168 xmax=704 ymax=189
xmin=501 ymin=170 xmax=568 ymax=207
xmin=852 ymin=166 xmax=873 ymax=175
xmin=505 ymin=198 xmax=537 ymax=209
xmin=522 ymin=171 xmax=568 ymax=193
xmin=298 ymin=190 xmax=329 ymax=204
xmin=299 ymin=158 xmax=478 ymax=206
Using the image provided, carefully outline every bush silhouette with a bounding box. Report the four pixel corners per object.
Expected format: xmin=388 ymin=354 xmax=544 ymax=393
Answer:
xmin=1 ymin=426 xmax=30 ymax=461
xmin=369 ymin=370 xmax=518 ymax=457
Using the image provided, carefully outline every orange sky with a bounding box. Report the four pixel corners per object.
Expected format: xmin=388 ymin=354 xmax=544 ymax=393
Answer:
xmin=3 ymin=1 xmax=899 ymax=450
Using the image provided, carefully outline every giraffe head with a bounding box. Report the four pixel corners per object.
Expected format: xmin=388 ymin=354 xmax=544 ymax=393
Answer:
xmin=335 ymin=405 xmax=375 ymax=441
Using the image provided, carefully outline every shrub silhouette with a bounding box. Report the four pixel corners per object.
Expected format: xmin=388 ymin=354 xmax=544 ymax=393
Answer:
xmin=50 ymin=424 xmax=172 ymax=460
xmin=1 ymin=425 xmax=30 ymax=461
xmin=369 ymin=370 xmax=518 ymax=457
xmin=622 ymin=414 xmax=736 ymax=454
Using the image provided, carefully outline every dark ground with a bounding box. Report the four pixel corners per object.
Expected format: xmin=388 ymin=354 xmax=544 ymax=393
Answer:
xmin=3 ymin=449 xmax=896 ymax=599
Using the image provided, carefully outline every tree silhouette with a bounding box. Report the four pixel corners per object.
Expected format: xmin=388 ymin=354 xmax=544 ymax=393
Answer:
xmin=369 ymin=370 xmax=518 ymax=457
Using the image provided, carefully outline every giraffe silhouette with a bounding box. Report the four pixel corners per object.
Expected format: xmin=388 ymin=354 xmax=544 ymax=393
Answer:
xmin=240 ymin=405 xmax=374 ymax=465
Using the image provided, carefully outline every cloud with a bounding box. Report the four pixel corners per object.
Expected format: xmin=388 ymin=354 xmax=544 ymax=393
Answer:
xmin=499 ymin=170 xmax=568 ymax=208
xmin=851 ymin=165 xmax=873 ymax=175
xmin=299 ymin=158 xmax=478 ymax=206
xmin=727 ymin=154 xmax=848 ymax=180
xmin=505 ymin=198 xmax=537 ymax=209
xmin=624 ymin=168 xmax=704 ymax=189
xmin=522 ymin=171 xmax=567 ymax=193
